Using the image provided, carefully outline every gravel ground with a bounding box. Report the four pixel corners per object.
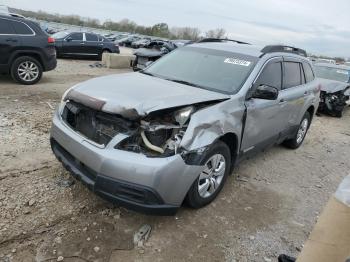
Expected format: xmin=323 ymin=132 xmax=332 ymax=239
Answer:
xmin=0 ymin=58 xmax=349 ymax=262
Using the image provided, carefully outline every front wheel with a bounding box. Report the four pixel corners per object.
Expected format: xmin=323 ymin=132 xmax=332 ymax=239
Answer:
xmin=283 ymin=111 xmax=311 ymax=149
xmin=186 ymin=141 xmax=231 ymax=209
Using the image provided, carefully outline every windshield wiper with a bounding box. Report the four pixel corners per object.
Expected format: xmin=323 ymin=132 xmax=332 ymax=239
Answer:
xmin=140 ymin=71 xmax=155 ymax=77
xmin=165 ymin=78 xmax=202 ymax=88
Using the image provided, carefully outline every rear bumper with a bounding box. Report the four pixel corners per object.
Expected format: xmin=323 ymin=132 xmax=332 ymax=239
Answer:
xmin=50 ymin=110 xmax=203 ymax=215
xmin=43 ymin=55 xmax=57 ymax=72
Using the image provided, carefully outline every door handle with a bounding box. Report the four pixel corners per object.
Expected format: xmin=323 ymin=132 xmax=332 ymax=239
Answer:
xmin=279 ymin=98 xmax=287 ymax=104
xmin=80 ymin=42 xmax=85 ymax=45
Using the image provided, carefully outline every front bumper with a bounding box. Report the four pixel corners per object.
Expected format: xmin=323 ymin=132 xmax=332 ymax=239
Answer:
xmin=50 ymin=110 xmax=203 ymax=215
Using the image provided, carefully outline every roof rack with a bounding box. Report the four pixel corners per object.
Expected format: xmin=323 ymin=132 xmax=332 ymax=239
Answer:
xmin=198 ymin=38 xmax=251 ymax=45
xmin=261 ymin=45 xmax=307 ymax=57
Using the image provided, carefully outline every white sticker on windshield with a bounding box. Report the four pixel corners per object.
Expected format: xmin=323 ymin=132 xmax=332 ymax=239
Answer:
xmin=224 ymin=58 xmax=251 ymax=66
xmin=336 ymin=70 xmax=349 ymax=75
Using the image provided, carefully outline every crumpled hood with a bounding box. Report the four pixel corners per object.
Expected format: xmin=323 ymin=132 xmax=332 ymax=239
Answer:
xmin=319 ymin=78 xmax=350 ymax=94
xmin=65 ymin=72 xmax=230 ymax=119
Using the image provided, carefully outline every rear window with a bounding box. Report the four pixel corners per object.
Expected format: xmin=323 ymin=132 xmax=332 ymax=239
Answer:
xmin=314 ymin=65 xmax=350 ymax=83
xmin=10 ymin=20 xmax=33 ymax=35
xmin=69 ymin=33 xmax=83 ymax=41
xmin=0 ymin=18 xmax=15 ymax=34
xmin=303 ymin=63 xmax=315 ymax=82
xmin=86 ymin=33 xmax=98 ymax=41
xmin=284 ymin=62 xmax=302 ymax=89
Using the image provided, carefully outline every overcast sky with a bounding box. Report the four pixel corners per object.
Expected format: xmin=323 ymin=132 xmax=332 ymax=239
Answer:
xmin=2 ymin=0 xmax=350 ymax=57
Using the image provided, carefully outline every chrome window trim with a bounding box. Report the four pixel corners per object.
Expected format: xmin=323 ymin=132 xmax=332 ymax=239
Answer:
xmin=0 ymin=17 xmax=36 ymax=36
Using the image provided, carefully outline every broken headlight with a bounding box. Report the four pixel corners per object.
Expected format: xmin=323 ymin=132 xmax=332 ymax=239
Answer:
xmin=117 ymin=106 xmax=195 ymax=156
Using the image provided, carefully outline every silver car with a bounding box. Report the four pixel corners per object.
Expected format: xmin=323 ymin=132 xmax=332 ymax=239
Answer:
xmin=50 ymin=40 xmax=320 ymax=215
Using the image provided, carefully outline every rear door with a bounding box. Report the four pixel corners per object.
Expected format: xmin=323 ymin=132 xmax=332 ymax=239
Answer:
xmin=0 ymin=17 xmax=20 ymax=67
xmin=62 ymin=32 xmax=84 ymax=55
xmin=85 ymin=33 xmax=101 ymax=56
xmin=280 ymin=58 xmax=310 ymax=130
xmin=241 ymin=57 xmax=290 ymax=153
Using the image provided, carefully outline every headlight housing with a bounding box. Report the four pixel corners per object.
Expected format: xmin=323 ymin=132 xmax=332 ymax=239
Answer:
xmin=174 ymin=106 xmax=194 ymax=126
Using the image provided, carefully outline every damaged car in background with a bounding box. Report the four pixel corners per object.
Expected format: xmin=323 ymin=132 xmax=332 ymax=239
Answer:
xmin=314 ymin=63 xmax=350 ymax=117
xmin=50 ymin=40 xmax=319 ymax=215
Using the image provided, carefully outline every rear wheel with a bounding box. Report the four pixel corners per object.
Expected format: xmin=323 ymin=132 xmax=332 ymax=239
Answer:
xmin=186 ymin=141 xmax=231 ymax=208
xmin=11 ymin=56 xmax=43 ymax=85
xmin=283 ymin=111 xmax=311 ymax=149
xmin=99 ymin=49 xmax=111 ymax=60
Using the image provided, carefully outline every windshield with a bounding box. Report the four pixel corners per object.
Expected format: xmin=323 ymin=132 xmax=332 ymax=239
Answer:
xmin=143 ymin=46 xmax=257 ymax=94
xmin=52 ymin=31 xmax=69 ymax=39
xmin=314 ymin=65 xmax=350 ymax=83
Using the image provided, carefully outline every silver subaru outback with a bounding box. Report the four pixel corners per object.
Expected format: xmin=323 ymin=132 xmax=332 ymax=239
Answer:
xmin=50 ymin=39 xmax=320 ymax=215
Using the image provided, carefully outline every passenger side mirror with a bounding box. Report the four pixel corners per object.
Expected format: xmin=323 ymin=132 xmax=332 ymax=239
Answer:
xmin=251 ymin=84 xmax=279 ymax=100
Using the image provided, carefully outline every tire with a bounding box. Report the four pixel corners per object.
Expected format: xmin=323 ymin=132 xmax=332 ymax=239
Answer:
xmin=283 ymin=111 xmax=311 ymax=149
xmin=186 ymin=141 xmax=231 ymax=209
xmin=99 ymin=49 xmax=111 ymax=60
xmin=11 ymin=56 xmax=43 ymax=85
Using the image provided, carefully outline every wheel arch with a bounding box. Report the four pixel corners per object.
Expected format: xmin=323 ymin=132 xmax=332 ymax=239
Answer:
xmin=219 ymin=132 xmax=239 ymax=172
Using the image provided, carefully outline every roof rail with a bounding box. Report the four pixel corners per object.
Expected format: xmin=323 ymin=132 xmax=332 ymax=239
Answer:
xmin=198 ymin=38 xmax=250 ymax=45
xmin=261 ymin=45 xmax=307 ymax=57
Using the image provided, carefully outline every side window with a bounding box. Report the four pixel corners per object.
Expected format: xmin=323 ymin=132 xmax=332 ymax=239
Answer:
xmin=86 ymin=33 xmax=98 ymax=41
xmin=10 ymin=21 xmax=33 ymax=35
xmin=283 ymin=62 xmax=302 ymax=89
xmin=303 ymin=63 xmax=315 ymax=82
xmin=68 ymin=33 xmax=83 ymax=41
xmin=255 ymin=61 xmax=282 ymax=90
xmin=0 ymin=19 xmax=16 ymax=34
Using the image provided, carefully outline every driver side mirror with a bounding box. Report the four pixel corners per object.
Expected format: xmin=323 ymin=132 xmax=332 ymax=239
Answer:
xmin=66 ymin=37 xmax=73 ymax=42
xmin=251 ymin=84 xmax=279 ymax=100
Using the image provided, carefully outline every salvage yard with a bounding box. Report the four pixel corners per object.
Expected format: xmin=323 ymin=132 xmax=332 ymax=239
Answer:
xmin=0 ymin=58 xmax=350 ymax=262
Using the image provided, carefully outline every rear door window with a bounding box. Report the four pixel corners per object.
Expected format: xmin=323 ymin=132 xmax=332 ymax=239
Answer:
xmin=86 ymin=33 xmax=98 ymax=41
xmin=284 ymin=62 xmax=302 ymax=89
xmin=10 ymin=20 xmax=33 ymax=35
xmin=303 ymin=63 xmax=315 ymax=82
xmin=69 ymin=33 xmax=83 ymax=41
xmin=255 ymin=61 xmax=282 ymax=90
xmin=0 ymin=18 xmax=15 ymax=34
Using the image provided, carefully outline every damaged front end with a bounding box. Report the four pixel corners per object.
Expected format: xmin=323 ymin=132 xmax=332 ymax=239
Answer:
xmin=60 ymin=98 xmax=203 ymax=159
xmin=116 ymin=106 xmax=194 ymax=157
xmin=318 ymin=89 xmax=350 ymax=117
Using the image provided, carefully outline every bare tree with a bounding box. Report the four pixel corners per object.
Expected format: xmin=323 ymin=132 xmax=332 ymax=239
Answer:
xmin=170 ymin=27 xmax=201 ymax=40
xmin=205 ymin=28 xmax=226 ymax=38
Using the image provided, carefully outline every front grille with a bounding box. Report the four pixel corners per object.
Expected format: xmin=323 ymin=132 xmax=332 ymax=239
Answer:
xmin=62 ymin=101 xmax=136 ymax=145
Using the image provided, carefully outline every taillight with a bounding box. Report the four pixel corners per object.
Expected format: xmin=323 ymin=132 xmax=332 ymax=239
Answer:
xmin=48 ymin=37 xmax=55 ymax=43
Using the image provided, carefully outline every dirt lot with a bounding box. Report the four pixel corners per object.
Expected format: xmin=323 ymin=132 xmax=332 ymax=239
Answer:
xmin=0 ymin=58 xmax=349 ymax=262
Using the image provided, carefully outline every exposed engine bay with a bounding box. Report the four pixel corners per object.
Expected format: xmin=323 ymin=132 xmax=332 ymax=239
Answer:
xmin=318 ymin=90 xmax=350 ymax=117
xmin=61 ymin=100 xmax=195 ymax=157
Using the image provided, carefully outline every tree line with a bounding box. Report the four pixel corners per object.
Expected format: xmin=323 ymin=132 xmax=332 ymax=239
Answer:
xmin=10 ymin=8 xmax=226 ymax=40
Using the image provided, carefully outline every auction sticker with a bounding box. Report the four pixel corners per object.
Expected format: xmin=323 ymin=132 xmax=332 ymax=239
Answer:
xmin=224 ymin=58 xmax=251 ymax=66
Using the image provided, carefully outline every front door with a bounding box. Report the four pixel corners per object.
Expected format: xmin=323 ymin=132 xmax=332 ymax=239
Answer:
xmin=62 ymin=32 xmax=85 ymax=55
xmin=241 ymin=57 xmax=290 ymax=154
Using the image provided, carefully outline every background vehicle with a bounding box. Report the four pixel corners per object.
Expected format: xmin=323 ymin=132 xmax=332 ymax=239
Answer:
xmin=0 ymin=14 xmax=57 ymax=85
xmin=131 ymin=38 xmax=151 ymax=49
xmin=51 ymin=41 xmax=319 ymax=214
xmin=314 ymin=63 xmax=350 ymax=117
xmin=53 ymin=31 xmax=120 ymax=60
xmin=115 ymin=35 xmax=141 ymax=47
xmin=132 ymin=41 xmax=177 ymax=71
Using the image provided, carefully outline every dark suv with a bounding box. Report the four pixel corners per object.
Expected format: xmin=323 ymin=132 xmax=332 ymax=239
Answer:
xmin=0 ymin=15 xmax=57 ymax=85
